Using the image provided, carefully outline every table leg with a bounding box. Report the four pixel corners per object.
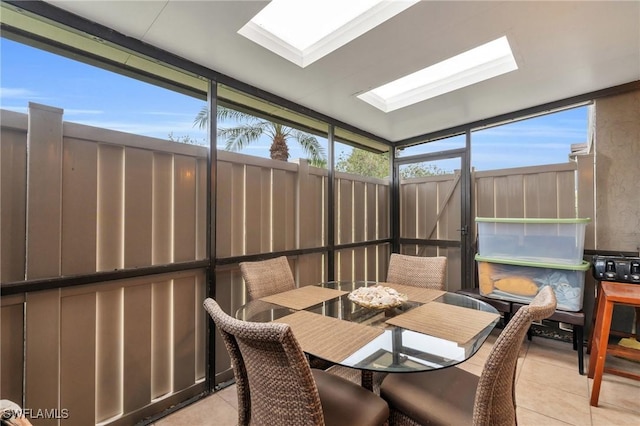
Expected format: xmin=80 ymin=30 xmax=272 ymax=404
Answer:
xmin=590 ymin=295 xmax=614 ymax=407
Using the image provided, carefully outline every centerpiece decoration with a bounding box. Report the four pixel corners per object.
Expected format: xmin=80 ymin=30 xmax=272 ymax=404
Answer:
xmin=348 ymin=285 xmax=408 ymax=309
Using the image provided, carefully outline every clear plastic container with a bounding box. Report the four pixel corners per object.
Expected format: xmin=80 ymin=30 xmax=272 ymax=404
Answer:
xmin=476 ymin=255 xmax=590 ymax=312
xmin=476 ymin=217 xmax=590 ymax=265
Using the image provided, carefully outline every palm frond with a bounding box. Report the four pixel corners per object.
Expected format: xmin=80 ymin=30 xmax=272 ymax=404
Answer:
xmin=291 ymin=130 xmax=326 ymax=166
xmin=219 ymin=122 xmax=269 ymax=151
xmin=217 ymin=105 xmax=259 ymax=123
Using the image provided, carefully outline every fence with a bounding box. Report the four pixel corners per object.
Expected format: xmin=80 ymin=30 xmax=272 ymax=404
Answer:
xmin=0 ymin=103 xmax=582 ymax=424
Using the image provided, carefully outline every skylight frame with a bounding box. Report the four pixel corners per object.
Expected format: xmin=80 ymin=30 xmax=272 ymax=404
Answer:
xmin=238 ymin=0 xmax=419 ymax=68
xmin=358 ymin=36 xmax=519 ymax=112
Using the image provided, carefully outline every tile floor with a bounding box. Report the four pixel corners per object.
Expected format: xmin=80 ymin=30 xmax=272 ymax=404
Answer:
xmin=154 ymin=331 xmax=640 ymax=425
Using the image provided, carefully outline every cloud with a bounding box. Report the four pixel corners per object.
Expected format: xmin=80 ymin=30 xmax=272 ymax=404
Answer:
xmin=64 ymin=109 xmax=104 ymax=116
xmin=0 ymin=105 xmax=28 ymax=114
xmin=476 ymin=123 xmax=585 ymax=139
xmin=144 ymin=111 xmax=203 ymax=118
xmin=0 ymin=87 xmax=37 ymax=98
xmin=67 ymin=118 xmax=207 ymax=141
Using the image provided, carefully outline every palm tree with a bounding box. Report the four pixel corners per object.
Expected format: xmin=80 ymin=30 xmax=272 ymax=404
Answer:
xmin=194 ymin=106 xmax=326 ymax=167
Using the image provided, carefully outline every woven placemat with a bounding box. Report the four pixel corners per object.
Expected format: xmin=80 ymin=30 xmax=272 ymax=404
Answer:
xmin=379 ymin=282 xmax=446 ymax=303
xmin=260 ymin=286 xmax=347 ymax=310
xmin=274 ymin=310 xmax=384 ymax=362
xmin=385 ymin=302 xmax=499 ymax=345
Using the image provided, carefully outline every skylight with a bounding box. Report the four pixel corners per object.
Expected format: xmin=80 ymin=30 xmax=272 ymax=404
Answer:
xmin=357 ymin=36 xmax=519 ymax=112
xmin=238 ymin=0 xmax=419 ymax=68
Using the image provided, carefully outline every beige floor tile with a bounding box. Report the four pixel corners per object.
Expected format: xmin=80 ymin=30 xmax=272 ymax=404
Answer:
xmin=158 ymin=334 xmax=638 ymax=426
xmin=516 ymin=378 xmax=591 ymax=425
xmin=519 ymin=357 xmax=589 ymax=397
xmin=516 ymin=406 xmax=573 ymax=425
xmin=154 ymin=394 xmax=237 ymax=426
xmin=588 ymin=371 xmax=640 ymax=413
xmin=526 ymin=335 xmax=582 ymax=372
xmin=591 ymin=402 xmax=640 ymax=425
xmin=216 ymin=384 xmax=238 ymax=410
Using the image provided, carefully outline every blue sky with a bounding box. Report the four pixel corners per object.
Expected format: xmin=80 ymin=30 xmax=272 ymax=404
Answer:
xmin=1 ymin=37 xmax=588 ymax=171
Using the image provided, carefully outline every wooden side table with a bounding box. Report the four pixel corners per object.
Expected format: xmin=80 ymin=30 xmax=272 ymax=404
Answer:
xmin=587 ymin=281 xmax=640 ymax=406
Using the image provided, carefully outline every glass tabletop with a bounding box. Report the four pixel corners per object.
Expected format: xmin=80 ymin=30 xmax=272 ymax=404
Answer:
xmin=235 ymin=281 xmax=499 ymax=373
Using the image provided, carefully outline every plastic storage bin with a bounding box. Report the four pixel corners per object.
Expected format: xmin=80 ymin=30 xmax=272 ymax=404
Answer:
xmin=476 ymin=217 xmax=590 ymax=265
xmin=476 ymin=255 xmax=590 ymax=312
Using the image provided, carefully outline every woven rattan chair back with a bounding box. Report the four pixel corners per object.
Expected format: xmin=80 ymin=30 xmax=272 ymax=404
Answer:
xmin=203 ymin=298 xmax=325 ymax=426
xmin=240 ymin=256 xmax=296 ymax=300
xmin=386 ymin=253 xmax=447 ymax=290
xmin=473 ymin=285 xmax=557 ymax=426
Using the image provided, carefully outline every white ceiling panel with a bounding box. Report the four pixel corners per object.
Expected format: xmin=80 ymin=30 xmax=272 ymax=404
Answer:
xmin=43 ymin=0 xmax=640 ymax=142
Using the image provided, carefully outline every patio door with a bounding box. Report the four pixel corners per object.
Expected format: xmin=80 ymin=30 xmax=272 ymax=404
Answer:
xmin=394 ymin=148 xmax=472 ymax=291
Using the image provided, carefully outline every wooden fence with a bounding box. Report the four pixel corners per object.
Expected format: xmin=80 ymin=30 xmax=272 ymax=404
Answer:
xmin=0 ymin=104 xmax=582 ymax=424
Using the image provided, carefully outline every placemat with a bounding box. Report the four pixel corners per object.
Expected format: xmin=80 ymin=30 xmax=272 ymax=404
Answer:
xmin=260 ymin=286 xmax=347 ymax=310
xmin=274 ymin=310 xmax=384 ymax=362
xmin=379 ymin=282 xmax=446 ymax=304
xmin=385 ymin=302 xmax=499 ymax=345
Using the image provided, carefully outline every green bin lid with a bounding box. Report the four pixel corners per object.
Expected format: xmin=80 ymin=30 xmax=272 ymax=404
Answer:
xmin=475 ymin=217 xmax=590 ymax=224
xmin=475 ymin=254 xmax=591 ymax=271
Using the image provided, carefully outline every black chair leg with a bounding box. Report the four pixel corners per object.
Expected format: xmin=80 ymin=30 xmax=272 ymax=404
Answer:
xmin=576 ymin=325 xmax=584 ymax=375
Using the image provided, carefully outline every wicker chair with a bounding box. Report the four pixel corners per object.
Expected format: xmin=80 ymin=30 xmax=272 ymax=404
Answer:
xmin=203 ymin=298 xmax=389 ymax=426
xmin=240 ymin=256 xmax=296 ymax=301
xmin=386 ymin=253 xmax=447 ymax=290
xmin=379 ymin=286 xmax=557 ymax=426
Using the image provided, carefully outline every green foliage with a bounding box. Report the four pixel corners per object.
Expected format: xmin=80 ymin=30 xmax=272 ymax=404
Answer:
xmin=335 ymin=149 xmax=448 ymax=179
xmin=167 ymin=132 xmax=207 ymax=146
xmin=336 ymin=149 xmax=390 ymax=178
xmin=400 ymin=163 xmax=448 ymax=178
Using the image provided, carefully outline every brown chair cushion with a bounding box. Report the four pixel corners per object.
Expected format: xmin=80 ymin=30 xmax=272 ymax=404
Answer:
xmin=313 ymin=369 xmax=389 ymax=426
xmin=380 ymin=367 xmax=478 ymax=426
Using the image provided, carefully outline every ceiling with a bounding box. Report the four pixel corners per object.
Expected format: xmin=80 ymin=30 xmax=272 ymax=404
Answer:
xmin=42 ymin=1 xmax=640 ymax=142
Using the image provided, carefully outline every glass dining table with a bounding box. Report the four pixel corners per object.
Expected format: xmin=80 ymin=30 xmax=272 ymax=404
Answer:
xmin=235 ymin=281 xmax=500 ymax=389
